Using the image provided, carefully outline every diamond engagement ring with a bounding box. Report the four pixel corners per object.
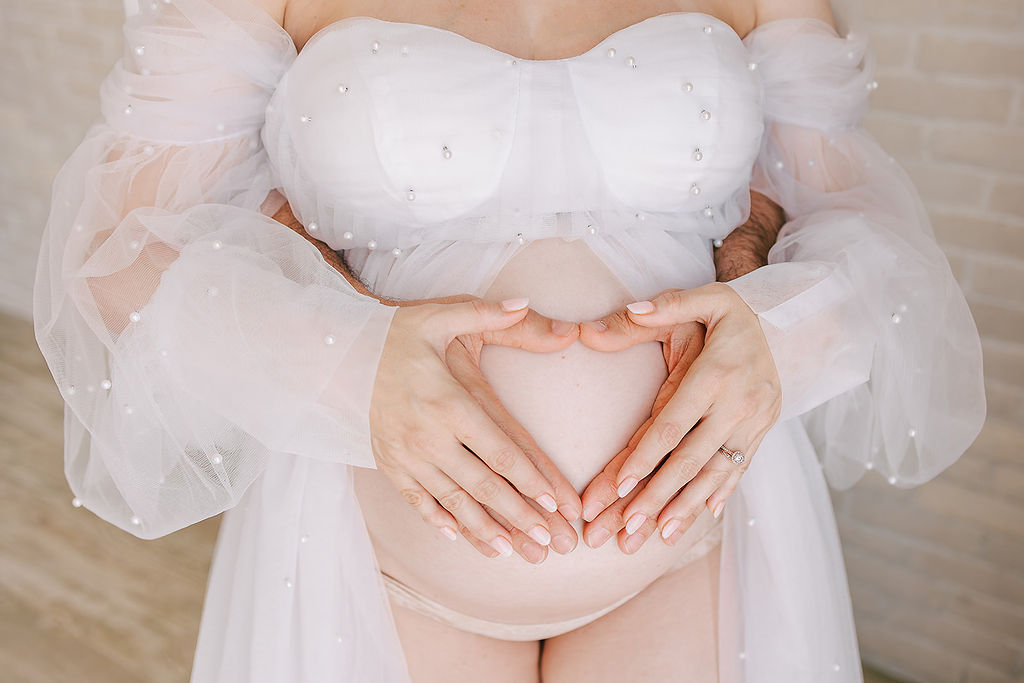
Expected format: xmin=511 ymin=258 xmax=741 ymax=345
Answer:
xmin=718 ymin=446 xmax=745 ymax=465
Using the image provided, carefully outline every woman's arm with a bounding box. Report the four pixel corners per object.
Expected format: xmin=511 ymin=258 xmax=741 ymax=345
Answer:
xmin=576 ymin=0 xmax=985 ymax=551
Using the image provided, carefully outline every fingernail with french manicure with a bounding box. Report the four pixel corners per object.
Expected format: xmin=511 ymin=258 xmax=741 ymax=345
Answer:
xmin=582 ymin=320 xmax=607 ymax=332
xmin=626 ymin=300 xmax=655 ymax=314
xmin=490 ymin=536 xmax=514 ymax=557
xmin=559 ymin=504 xmax=581 ymax=523
xmin=625 ymin=512 xmax=646 ymax=535
xmin=712 ymin=500 xmax=725 ymax=519
xmin=536 ymin=493 xmax=558 ymax=513
xmin=528 ymin=525 xmax=551 ymax=546
xmin=500 ymin=297 xmax=530 ymax=312
xmin=550 ymin=319 xmax=576 ymax=336
xmin=523 ymin=541 xmax=545 ymax=564
xmin=616 ymin=476 xmax=639 ymax=498
xmin=624 ymin=531 xmax=645 ymax=554
xmin=440 ymin=526 xmax=458 ymax=541
xmin=588 ymin=526 xmax=612 ymax=548
xmin=582 ymin=501 xmax=604 ymax=522
xmin=661 ymin=518 xmax=682 ymax=539
xmin=552 ymin=534 xmax=575 ymax=553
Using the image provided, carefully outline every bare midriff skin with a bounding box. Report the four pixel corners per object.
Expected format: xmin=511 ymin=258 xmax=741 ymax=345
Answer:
xmin=352 ymin=237 xmax=719 ymax=624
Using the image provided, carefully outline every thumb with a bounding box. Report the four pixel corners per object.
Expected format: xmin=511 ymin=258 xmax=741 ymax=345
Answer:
xmin=480 ymin=308 xmax=580 ymax=352
xmin=578 ymin=307 xmax=663 ymax=352
xmin=623 ymin=285 xmax=728 ymax=328
xmin=425 ymin=297 xmax=532 ymax=340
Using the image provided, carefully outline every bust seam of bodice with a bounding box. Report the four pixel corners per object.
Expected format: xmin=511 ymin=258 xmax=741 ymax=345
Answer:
xmin=297 ymin=11 xmax=744 ymax=64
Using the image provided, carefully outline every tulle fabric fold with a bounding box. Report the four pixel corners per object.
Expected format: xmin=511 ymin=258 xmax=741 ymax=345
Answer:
xmin=33 ymin=0 xmax=395 ymax=541
xmin=725 ymin=18 xmax=985 ymax=489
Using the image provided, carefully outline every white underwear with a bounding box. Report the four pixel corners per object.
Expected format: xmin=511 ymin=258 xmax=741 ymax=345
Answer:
xmin=381 ymin=515 xmax=724 ymax=641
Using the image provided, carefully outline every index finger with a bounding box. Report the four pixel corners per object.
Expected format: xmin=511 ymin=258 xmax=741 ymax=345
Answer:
xmin=446 ymin=344 xmax=582 ymax=520
xmin=613 ymin=363 xmax=714 ymax=497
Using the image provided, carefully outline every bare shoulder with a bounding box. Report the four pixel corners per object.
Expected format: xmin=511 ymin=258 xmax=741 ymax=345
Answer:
xmin=754 ymin=0 xmax=837 ymax=29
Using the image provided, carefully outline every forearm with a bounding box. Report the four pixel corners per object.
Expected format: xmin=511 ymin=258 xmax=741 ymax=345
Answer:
xmin=270 ymin=202 xmax=399 ymax=306
xmin=714 ymin=190 xmax=786 ymax=282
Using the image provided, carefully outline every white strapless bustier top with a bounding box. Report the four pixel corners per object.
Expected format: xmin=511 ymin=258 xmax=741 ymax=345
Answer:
xmin=261 ymin=12 xmax=766 ymax=252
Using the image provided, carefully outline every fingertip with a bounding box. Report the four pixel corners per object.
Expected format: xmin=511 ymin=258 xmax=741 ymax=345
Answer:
xmin=560 ymin=504 xmax=581 ymax=523
xmin=536 ymin=493 xmax=558 ymax=513
xmin=581 ymin=500 xmax=604 ymax=523
xmin=500 ymin=297 xmax=530 ymax=312
xmin=550 ymin=319 xmax=577 ymax=337
xmin=615 ymin=475 xmax=639 ymax=498
xmin=626 ymin=300 xmax=655 ymax=315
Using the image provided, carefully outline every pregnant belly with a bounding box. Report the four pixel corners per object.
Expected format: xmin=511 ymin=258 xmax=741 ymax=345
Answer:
xmin=352 ymin=237 xmax=716 ymax=625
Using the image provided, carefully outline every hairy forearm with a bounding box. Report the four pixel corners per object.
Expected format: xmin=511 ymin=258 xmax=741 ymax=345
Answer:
xmin=714 ymin=190 xmax=786 ymax=282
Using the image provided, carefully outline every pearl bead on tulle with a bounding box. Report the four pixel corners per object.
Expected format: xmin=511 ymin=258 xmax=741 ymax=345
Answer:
xmin=324 ymin=335 xmax=335 ymax=345
xmin=342 ymin=231 xmax=353 ymax=240
xmin=130 ymin=516 xmax=141 ymax=525
xmin=371 ymin=40 xmax=380 ymax=54
xmin=367 ymin=240 xmax=377 ymax=250
xmin=101 ymin=379 xmax=112 ymax=390
xmin=71 ymin=497 xmax=82 ymax=508
xmin=129 ymin=311 xmax=141 ymax=322
xmin=693 ymin=148 xmax=703 ymax=161
xmin=211 ymin=454 xmax=222 ymax=465
xmin=442 ymin=145 xmax=452 ymax=159
xmin=626 ymin=56 xmax=637 ymax=68
xmin=606 ymin=47 xmax=616 ymax=58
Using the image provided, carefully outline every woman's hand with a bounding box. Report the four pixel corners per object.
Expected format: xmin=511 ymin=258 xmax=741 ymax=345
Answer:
xmin=444 ymin=317 xmax=583 ymax=562
xmin=577 ymin=284 xmax=782 ymax=552
xmin=372 ymin=296 xmax=581 ymax=560
xmin=269 ymin=199 xmax=583 ymax=562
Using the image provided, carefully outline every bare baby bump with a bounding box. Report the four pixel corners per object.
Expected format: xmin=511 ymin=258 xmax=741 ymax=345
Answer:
xmin=353 ymin=238 xmax=713 ymax=625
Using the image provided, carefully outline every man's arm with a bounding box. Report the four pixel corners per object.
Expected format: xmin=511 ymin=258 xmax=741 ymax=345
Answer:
xmin=715 ymin=190 xmax=786 ymax=282
xmin=269 ymin=201 xmax=399 ymax=305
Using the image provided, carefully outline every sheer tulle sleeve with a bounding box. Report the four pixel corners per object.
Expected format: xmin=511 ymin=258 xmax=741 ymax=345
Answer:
xmin=33 ymin=0 xmax=396 ymax=539
xmin=724 ymin=18 xmax=985 ymax=488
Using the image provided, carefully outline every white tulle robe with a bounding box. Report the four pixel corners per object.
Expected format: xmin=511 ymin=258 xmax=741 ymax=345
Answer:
xmin=33 ymin=1 xmax=985 ymax=681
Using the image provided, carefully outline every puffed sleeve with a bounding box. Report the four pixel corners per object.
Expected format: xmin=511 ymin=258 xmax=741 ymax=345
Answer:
xmin=33 ymin=0 xmax=396 ymax=539
xmin=723 ymin=18 xmax=985 ymax=488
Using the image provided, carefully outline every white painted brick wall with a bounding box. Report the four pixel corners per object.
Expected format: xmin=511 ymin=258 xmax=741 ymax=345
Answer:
xmin=3 ymin=1 xmax=1022 ymax=681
